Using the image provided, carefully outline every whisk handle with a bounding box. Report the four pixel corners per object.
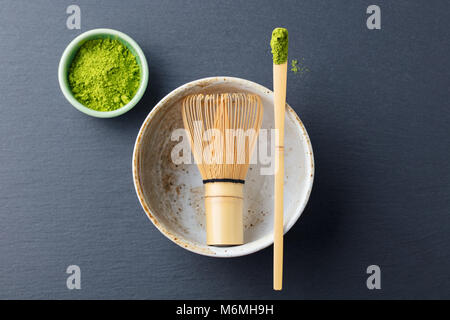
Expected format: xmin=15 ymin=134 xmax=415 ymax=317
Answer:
xmin=205 ymin=182 xmax=244 ymax=246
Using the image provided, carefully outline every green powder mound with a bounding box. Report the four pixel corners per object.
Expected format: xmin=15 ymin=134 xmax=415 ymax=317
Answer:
xmin=68 ymin=39 xmax=140 ymax=112
xmin=270 ymin=28 xmax=289 ymax=65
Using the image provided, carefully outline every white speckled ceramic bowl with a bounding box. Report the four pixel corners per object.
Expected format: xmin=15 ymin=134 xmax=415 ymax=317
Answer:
xmin=133 ymin=77 xmax=314 ymax=257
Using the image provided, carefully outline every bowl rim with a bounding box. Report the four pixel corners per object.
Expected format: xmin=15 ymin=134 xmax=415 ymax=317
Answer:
xmin=58 ymin=28 xmax=149 ymax=118
xmin=132 ymin=76 xmax=314 ymax=257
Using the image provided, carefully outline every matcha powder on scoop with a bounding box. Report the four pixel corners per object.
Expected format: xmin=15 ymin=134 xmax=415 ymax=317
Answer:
xmin=68 ymin=38 xmax=141 ymax=112
xmin=270 ymin=27 xmax=288 ymax=65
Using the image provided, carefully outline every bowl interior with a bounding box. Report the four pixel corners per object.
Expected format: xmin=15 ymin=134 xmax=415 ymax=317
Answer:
xmin=59 ymin=30 xmax=148 ymax=117
xmin=134 ymin=78 xmax=314 ymax=257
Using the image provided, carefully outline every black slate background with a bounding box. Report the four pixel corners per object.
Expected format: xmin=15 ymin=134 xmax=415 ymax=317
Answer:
xmin=0 ymin=0 xmax=449 ymax=299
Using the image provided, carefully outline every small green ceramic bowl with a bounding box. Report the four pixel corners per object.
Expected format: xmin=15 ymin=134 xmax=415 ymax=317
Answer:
xmin=58 ymin=28 xmax=149 ymax=118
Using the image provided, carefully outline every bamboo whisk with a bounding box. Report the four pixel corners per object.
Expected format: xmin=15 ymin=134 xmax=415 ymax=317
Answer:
xmin=182 ymin=93 xmax=263 ymax=246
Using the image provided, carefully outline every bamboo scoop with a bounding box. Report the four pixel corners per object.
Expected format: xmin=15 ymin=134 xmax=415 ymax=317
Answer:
xmin=270 ymin=27 xmax=288 ymax=290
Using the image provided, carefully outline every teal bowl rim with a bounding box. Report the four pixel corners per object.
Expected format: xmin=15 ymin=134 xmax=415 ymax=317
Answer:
xmin=58 ymin=28 xmax=149 ymax=118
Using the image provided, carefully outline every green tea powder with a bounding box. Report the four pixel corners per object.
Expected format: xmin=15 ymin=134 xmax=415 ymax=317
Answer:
xmin=68 ymin=39 xmax=140 ymax=111
xmin=270 ymin=28 xmax=288 ymax=65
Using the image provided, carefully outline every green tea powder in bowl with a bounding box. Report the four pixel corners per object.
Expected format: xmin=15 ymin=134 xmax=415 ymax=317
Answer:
xmin=68 ymin=38 xmax=140 ymax=112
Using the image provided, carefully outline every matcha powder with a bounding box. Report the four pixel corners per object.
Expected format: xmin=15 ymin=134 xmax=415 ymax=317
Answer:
xmin=270 ymin=28 xmax=288 ymax=65
xmin=68 ymin=39 xmax=141 ymax=111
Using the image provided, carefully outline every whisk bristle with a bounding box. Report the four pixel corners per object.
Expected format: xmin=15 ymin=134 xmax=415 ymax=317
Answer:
xmin=182 ymin=93 xmax=263 ymax=182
